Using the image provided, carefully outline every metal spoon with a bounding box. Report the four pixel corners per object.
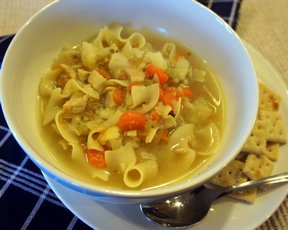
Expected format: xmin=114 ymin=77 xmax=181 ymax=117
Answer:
xmin=140 ymin=172 xmax=288 ymax=228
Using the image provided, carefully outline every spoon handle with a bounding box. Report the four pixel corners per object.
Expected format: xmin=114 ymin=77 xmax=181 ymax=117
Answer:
xmin=225 ymin=172 xmax=288 ymax=194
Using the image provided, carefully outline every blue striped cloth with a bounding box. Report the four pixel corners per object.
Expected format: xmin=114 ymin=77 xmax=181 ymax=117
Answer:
xmin=0 ymin=1 xmax=241 ymax=229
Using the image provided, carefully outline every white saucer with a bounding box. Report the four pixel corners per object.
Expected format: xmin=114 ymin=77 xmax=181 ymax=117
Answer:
xmin=43 ymin=42 xmax=288 ymax=230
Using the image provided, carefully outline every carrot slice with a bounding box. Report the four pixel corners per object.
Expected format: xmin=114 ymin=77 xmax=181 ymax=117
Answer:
xmin=113 ymin=88 xmax=124 ymax=105
xmin=87 ymin=149 xmax=106 ymax=168
xmin=98 ymin=69 xmax=110 ymax=79
xmin=145 ymin=64 xmax=158 ymax=77
xmin=151 ymin=129 xmax=170 ymax=144
xmin=157 ymin=69 xmax=169 ymax=84
xmin=118 ymin=111 xmax=146 ymax=131
xmin=145 ymin=64 xmax=169 ymax=84
xmin=162 ymin=87 xmax=180 ymax=107
xmin=56 ymin=74 xmax=69 ymax=88
xmin=53 ymin=64 xmax=63 ymax=71
xmin=150 ymin=110 xmax=161 ymax=121
xmin=181 ymin=87 xmax=194 ymax=98
xmin=160 ymin=129 xmax=170 ymax=144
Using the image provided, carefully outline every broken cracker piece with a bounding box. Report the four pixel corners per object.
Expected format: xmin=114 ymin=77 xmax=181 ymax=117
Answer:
xmin=258 ymin=110 xmax=287 ymax=144
xmin=259 ymin=82 xmax=281 ymax=111
xmin=243 ymin=154 xmax=274 ymax=180
xmin=241 ymin=120 xmax=268 ymax=155
xmin=228 ymin=188 xmax=257 ymax=203
xmin=211 ymin=160 xmax=248 ymax=187
xmin=265 ymin=143 xmax=280 ymax=161
xmin=211 ymin=160 xmax=256 ymax=203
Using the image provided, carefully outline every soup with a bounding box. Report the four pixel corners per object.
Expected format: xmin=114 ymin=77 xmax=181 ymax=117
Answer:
xmin=38 ymin=24 xmax=225 ymax=190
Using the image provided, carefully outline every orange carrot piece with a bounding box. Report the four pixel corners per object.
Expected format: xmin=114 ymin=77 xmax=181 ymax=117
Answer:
xmin=145 ymin=64 xmax=169 ymax=84
xmin=156 ymin=69 xmax=169 ymax=84
xmin=151 ymin=129 xmax=170 ymax=144
xmin=160 ymin=130 xmax=170 ymax=144
xmin=113 ymin=88 xmax=124 ymax=105
xmin=181 ymin=87 xmax=194 ymax=98
xmin=145 ymin=64 xmax=158 ymax=76
xmin=163 ymin=92 xmax=176 ymax=107
xmin=118 ymin=111 xmax=146 ymax=131
xmin=162 ymin=87 xmax=180 ymax=107
xmin=57 ymin=74 xmax=69 ymax=88
xmin=53 ymin=64 xmax=63 ymax=71
xmin=99 ymin=69 xmax=110 ymax=79
xmin=87 ymin=149 xmax=106 ymax=168
xmin=139 ymin=133 xmax=147 ymax=142
xmin=150 ymin=110 xmax=161 ymax=121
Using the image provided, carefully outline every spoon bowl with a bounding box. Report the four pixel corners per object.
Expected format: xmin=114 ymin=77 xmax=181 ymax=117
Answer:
xmin=140 ymin=172 xmax=288 ymax=228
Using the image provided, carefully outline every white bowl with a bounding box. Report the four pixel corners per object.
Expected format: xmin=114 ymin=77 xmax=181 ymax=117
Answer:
xmin=0 ymin=0 xmax=258 ymax=203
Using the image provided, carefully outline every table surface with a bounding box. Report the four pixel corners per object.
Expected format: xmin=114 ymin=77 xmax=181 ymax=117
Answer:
xmin=0 ymin=0 xmax=287 ymax=229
